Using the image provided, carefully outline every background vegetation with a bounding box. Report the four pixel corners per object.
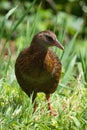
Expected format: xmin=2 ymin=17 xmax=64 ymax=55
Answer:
xmin=0 ymin=0 xmax=87 ymax=130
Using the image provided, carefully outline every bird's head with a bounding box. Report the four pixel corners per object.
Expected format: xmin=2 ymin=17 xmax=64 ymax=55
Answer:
xmin=32 ymin=30 xmax=64 ymax=50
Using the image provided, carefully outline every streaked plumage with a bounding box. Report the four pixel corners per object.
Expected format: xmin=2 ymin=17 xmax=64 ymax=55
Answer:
xmin=15 ymin=30 xmax=64 ymax=115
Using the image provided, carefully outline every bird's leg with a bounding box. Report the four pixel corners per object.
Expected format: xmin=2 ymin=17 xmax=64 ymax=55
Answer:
xmin=32 ymin=93 xmax=37 ymax=112
xmin=33 ymin=101 xmax=37 ymax=112
xmin=46 ymin=94 xmax=58 ymax=116
xmin=46 ymin=94 xmax=52 ymax=115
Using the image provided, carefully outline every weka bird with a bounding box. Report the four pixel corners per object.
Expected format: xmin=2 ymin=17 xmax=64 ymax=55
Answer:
xmin=15 ymin=30 xmax=64 ymax=115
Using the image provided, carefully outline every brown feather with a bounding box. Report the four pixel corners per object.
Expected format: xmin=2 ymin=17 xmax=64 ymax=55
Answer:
xmin=15 ymin=30 xmax=63 ymax=104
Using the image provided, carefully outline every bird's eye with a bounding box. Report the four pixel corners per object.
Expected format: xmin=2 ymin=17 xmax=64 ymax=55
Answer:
xmin=45 ymin=35 xmax=54 ymax=42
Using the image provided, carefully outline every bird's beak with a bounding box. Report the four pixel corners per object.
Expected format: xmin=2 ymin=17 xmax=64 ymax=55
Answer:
xmin=54 ymin=39 xmax=64 ymax=50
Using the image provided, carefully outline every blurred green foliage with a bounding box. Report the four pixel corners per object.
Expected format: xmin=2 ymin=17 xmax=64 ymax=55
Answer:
xmin=0 ymin=0 xmax=87 ymax=39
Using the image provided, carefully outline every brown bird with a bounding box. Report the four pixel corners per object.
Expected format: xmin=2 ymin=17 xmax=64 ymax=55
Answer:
xmin=15 ymin=30 xmax=64 ymax=115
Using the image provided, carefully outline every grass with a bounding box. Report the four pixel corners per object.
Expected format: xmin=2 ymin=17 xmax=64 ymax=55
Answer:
xmin=0 ymin=2 xmax=87 ymax=130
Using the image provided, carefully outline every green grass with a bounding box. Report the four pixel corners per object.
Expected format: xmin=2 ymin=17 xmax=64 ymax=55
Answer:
xmin=0 ymin=2 xmax=87 ymax=130
xmin=0 ymin=77 xmax=87 ymax=130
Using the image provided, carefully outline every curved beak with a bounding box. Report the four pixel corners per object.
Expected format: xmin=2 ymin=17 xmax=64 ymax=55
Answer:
xmin=54 ymin=39 xmax=64 ymax=50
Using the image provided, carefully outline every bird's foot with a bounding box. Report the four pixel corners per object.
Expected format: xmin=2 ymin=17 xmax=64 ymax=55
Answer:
xmin=49 ymin=110 xmax=58 ymax=116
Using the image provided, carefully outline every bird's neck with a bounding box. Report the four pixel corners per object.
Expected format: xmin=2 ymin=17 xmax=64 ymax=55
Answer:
xmin=30 ymin=42 xmax=48 ymax=59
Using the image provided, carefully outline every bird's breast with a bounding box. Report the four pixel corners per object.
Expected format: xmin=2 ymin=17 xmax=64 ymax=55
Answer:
xmin=20 ymin=49 xmax=61 ymax=85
